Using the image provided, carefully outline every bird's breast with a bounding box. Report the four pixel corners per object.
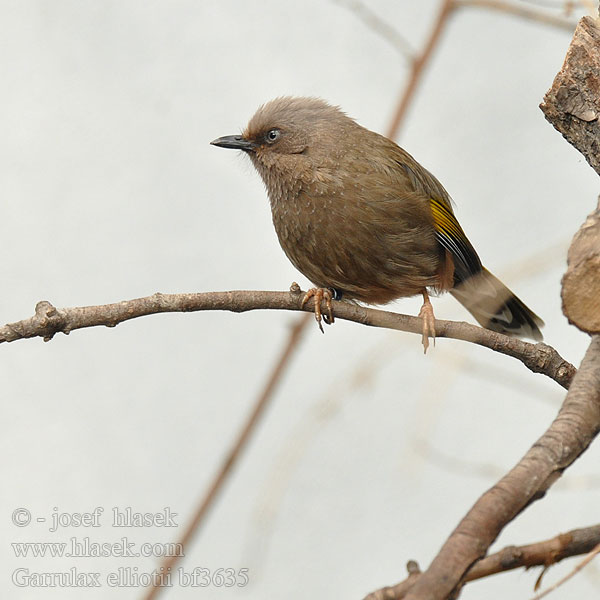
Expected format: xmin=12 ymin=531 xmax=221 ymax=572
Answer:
xmin=268 ymin=181 xmax=442 ymax=303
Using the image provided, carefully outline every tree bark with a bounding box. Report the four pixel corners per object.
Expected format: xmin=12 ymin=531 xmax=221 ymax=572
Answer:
xmin=562 ymin=197 xmax=600 ymax=334
xmin=540 ymin=16 xmax=600 ymax=176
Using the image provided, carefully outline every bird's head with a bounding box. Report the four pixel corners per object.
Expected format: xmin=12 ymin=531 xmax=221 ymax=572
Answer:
xmin=211 ymin=97 xmax=354 ymax=181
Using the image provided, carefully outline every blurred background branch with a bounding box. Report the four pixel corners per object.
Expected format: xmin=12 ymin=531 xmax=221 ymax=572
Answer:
xmin=141 ymin=314 xmax=309 ymax=600
xmin=455 ymin=0 xmax=578 ymax=29
xmin=331 ymin=0 xmax=414 ymax=60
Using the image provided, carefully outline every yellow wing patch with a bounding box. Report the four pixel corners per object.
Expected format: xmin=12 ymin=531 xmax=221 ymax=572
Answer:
xmin=429 ymin=198 xmax=482 ymax=279
xmin=430 ymin=198 xmax=465 ymax=240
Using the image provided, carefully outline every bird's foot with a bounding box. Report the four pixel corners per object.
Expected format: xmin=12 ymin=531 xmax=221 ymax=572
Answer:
xmin=302 ymin=288 xmax=335 ymax=333
xmin=418 ymin=292 xmax=436 ymax=353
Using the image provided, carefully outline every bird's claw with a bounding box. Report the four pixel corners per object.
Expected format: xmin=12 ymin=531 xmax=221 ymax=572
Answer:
xmin=418 ymin=294 xmax=436 ymax=353
xmin=302 ymin=288 xmax=335 ymax=333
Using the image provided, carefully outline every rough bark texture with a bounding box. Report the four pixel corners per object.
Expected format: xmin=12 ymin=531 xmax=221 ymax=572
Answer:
xmin=540 ymin=16 xmax=600 ymax=176
xmin=542 ymin=16 xmax=600 ymax=334
xmin=562 ymin=197 xmax=600 ymax=333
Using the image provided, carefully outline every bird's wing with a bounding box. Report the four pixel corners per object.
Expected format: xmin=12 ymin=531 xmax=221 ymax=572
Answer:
xmin=429 ymin=197 xmax=482 ymax=283
xmin=396 ymin=156 xmax=482 ymax=283
xmin=392 ymin=150 xmax=542 ymax=339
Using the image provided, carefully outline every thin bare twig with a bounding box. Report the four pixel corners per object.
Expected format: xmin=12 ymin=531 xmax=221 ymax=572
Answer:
xmin=456 ymin=0 xmax=577 ymax=30
xmin=0 ymin=290 xmax=575 ymax=389
xmin=471 ymin=525 xmax=600 ymax=582
xmin=365 ymin=524 xmax=600 ymax=599
xmin=141 ymin=314 xmax=309 ymax=600
xmin=530 ymin=540 xmax=600 ymax=599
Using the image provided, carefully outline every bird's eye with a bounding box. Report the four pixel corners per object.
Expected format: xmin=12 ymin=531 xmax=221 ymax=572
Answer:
xmin=266 ymin=129 xmax=280 ymax=143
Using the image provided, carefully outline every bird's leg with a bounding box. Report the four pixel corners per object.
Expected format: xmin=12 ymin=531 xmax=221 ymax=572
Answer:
xmin=301 ymin=288 xmax=334 ymax=333
xmin=322 ymin=288 xmax=342 ymax=325
xmin=418 ymin=290 xmax=436 ymax=353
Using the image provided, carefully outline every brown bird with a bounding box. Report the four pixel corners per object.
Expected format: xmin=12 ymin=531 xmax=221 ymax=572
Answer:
xmin=211 ymin=97 xmax=543 ymax=350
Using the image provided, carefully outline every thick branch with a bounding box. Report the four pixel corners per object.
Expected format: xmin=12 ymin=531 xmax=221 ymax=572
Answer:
xmin=394 ymin=335 xmax=600 ymax=600
xmin=364 ymin=523 xmax=600 ymax=599
xmin=540 ymin=16 xmax=600 ymax=175
xmin=0 ymin=289 xmax=575 ymax=389
xmin=561 ymin=197 xmax=600 ymax=333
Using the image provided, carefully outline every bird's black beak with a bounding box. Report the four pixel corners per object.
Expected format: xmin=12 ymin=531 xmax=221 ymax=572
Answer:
xmin=210 ymin=135 xmax=256 ymax=151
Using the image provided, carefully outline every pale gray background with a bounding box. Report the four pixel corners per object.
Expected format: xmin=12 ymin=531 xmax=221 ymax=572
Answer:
xmin=2 ymin=1 xmax=599 ymax=599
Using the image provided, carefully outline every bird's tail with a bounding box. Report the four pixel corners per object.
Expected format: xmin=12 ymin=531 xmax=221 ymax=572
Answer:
xmin=450 ymin=267 xmax=544 ymax=341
